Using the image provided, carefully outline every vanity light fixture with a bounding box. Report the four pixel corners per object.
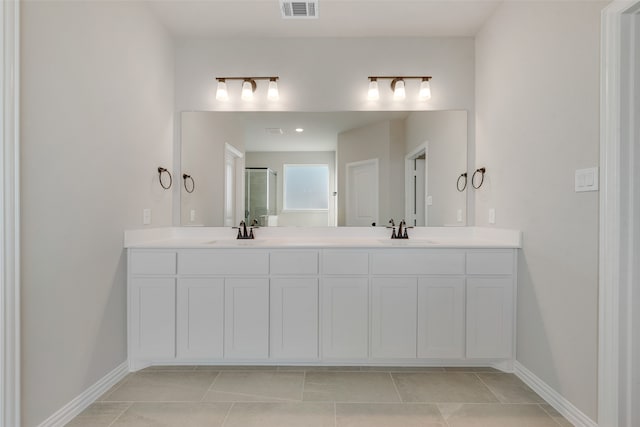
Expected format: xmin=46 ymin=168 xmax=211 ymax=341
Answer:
xmin=367 ymin=76 xmax=432 ymax=101
xmin=215 ymin=76 xmax=280 ymax=102
xmin=267 ymin=78 xmax=279 ymax=101
xmin=215 ymin=79 xmax=229 ymax=101
xmin=391 ymin=78 xmax=406 ymax=100
xmin=367 ymin=78 xmax=380 ymax=101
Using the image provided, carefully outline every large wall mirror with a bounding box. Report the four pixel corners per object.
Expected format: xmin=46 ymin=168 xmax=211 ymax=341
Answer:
xmin=181 ymin=111 xmax=467 ymax=227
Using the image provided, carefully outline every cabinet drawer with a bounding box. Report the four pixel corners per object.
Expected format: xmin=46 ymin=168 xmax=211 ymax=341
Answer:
xmin=130 ymin=251 xmax=176 ymax=275
xmin=371 ymin=251 xmax=465 ymax=275
xmin=271 ymin=251 xmax=318 ymax=275
xmin=178 ymin=251 xmax=269 ymax=275
xmin=323 ymin=251 xmax=369 ymax=275
xmin=466 ymin=251 xmax=514 ymax=275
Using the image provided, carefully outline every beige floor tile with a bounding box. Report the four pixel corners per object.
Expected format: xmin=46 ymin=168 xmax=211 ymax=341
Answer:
xmin=443 ymin=367 xmax=502 ymax=373
xmin=97 ymin=375 xmax=134 ymax=401
xmin=64 ymin=402 xmax=130 ymax=427
xmin=203 ymin=371 xmax=304 ymax=402
xmin=476 ymin=373 xmax=545 ymax=404
xmin=104 ymin=371 xmax=218 ymax=402
xmin=539 ymin=404 xmax=575 ymax=426
xmin=336 ymin=403 xmax=446 ymax=427
xmin=303 ymin=372 xmax=401 ymax=402
xmin=360 ymin=366 xmax=446 ymax=373
xmin=196 ymin=365 xmax=277 ymax=371
xmin=443 ymin=403 xmax=560 ymax=427
xmin=392 ymin=373 xmax=499 ymax=403
xmin=223 ymin=402 xmax=334 ymax=427
xmin=111 ymin=402 xmax=231 ymax=427
xmin=141 ymin=365 xmax=197 ymax=372
xmin=277 ymin=366 xmax=362 ymax=372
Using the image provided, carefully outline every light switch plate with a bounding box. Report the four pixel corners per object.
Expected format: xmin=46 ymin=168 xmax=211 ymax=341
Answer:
xmin=575 ymin=167 xmax=599 ymax=192
xmin=426 ymin=196 xmax=433 ymax=206
xmin=143 ymin=209 xmax=152 ymax=225
xmin=488 ymin=208 xmax=496 ymax=224
xmin=190 ymin=209 xmax=196 ymax=222
xmin=457 ymin=209 xmax=463 ymax=222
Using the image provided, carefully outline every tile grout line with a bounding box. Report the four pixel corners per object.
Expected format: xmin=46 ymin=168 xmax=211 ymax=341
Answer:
xmin=105 ymin=402 xmax=133 ymax=427
xmin=201 ymin=371 xmax=222 ymax=402
xmin=537 ymin=402 xmax=569 ymax=427
xmin=220 ymin=402 xmax=235 ymax=427
xmin=473 ymin=372 xmax=503 ymax=403
xmin=388 ymin=372 xmax=404 ymax=403
xmin=100 ymin=373 xmax=133 ymax=402
xmin=302 ymin=370 xmax=307 ymax=402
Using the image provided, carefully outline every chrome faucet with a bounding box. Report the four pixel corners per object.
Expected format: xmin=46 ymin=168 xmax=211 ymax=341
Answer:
xmin=233 ymin=220 xmax=257 ymax=239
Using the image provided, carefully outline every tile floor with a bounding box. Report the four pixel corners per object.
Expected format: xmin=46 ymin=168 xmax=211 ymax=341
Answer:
xmin=65 ymin=366 xmax=574 ymax=427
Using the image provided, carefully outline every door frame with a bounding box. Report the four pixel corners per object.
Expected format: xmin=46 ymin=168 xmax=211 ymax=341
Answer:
xmin=404 ymin=143 xmax=428 ymax=226
xmin=0 ymin=1 xmax=21 ymax=426
xmin=345 ymin=158 xmax=379 ymax=226
xmin=599 ymin=1 xmax=640 ymax=426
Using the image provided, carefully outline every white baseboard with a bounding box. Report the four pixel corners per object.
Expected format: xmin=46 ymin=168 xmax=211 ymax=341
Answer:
xmin=514 ymin=361 xmax=597 ymax=427
xmin=37 ymin=361 xmax=129 ymax=427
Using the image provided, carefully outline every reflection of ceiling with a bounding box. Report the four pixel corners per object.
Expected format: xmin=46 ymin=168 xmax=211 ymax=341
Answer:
xmin=146 ymin=1 xmax=501 ymax=38
xmin=240 ymin=111 xmax=411 ymax=152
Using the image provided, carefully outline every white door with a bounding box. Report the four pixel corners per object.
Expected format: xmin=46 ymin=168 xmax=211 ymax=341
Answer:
xmin=405 ymin=144 xmax=428 ymax=226
xmin=224 ymin=278 xmax=269 ymax=359
xmin=131 ymin=278 xmax=176 ymax=359
xmin=224 ymin=143 xmax=244 ymax=227
xmin=270 ymin=278 xmax=318 ymax=359
xmin=371 ymin=277 xmax=417 ymax=359
xmin=417 ymin=277 xmax=465 ymax=359
xmin=321 ymin=278 xmax=369 ymax=359
xmin=177 ymin=278 xmax=224 ymax=359
xmin=466 ymin=277 xmax=514 ymax=359
xmin=345 ymin=159 xmax=378 ymax=226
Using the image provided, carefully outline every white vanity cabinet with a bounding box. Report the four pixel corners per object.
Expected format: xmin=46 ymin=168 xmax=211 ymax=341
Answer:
xmin=127 ymin=245 xmax=517 ymax=370
xmin=321 ymin=250 xmax=369 ymax=360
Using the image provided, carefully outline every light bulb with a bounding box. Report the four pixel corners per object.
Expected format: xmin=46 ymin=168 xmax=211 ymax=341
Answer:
xmin=419 ymin=78 xmax=431 ymax=100
xmin=393 ymin=79 xmax=406 ymax=100
xmin=267 ymin=79 xmax=279 ymax=101
xmin=368 ymin=79 xmax=379 ymax=101
xmin=216 ymin=80 xmax=228 ymax=101
xmin=241 ymin=80 xmax=254 ymax=101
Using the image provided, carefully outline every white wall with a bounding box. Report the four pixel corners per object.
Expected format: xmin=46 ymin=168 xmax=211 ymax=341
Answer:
xmin=181 ymin=112 xmax=244 ymax=226
xmin=245 ymin=151 xmax=336 ymax=226
xmin=21 ymin=2 xmax=174 ymax=426
xmin=405 ymin=111 xmax=467 ymax=226
xmin=475 ymin=1 xmax=605 ymax=420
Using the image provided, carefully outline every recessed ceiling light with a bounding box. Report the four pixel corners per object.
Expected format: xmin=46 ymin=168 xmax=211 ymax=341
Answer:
xmin=295 ymin=128 xmax=304 ymax=133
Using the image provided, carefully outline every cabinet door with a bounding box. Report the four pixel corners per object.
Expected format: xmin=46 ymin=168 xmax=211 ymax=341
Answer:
xmin=224 ymin=278 xmax=269 ymax=359
xmin=417 ymin=277 xmax=465 ymax=359
xmin=131 ymin=278 xmax=175 ymax=359
xmin=321 ymin=278 xmax=368 ymax=359
xmin=270 ymin=278 xmax=318 ymax=359
xmin=371 ymin=277 xmax=417 ymax=359
xmin=466 ymin=277 xmax=514 ymax=359
xmin=177 ymin=278 xmax=224 ymax=359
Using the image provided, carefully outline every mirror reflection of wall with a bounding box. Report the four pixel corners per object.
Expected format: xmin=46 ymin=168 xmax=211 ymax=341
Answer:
xmin=180 ymin=111 xmax=467 ymax=227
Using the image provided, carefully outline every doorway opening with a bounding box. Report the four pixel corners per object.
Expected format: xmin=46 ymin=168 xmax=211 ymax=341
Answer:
xmin=405 ymin=143 xmax=428 ymax=226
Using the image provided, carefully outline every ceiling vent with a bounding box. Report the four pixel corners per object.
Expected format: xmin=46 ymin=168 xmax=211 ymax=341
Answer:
xmin=265 ymin=128 xmax=284 ymax=135
xmin=280 ymin=0 xmax=318 ymax=19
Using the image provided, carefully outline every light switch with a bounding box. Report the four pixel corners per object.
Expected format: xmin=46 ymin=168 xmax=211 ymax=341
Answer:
xmin=190 ymin=209 xmax=196 ymax=222
xmin=575 ymin=167 xmax=599 ymax=192
xmin=488 ymin=208 xmax=496 ymax=224
xmin=143 ymin=209 xmax=152 ymax=225
xmin=457 ymin=209 xmax=463 ymax=222
xmin=426 ymin=196 xmax=433 ymax=206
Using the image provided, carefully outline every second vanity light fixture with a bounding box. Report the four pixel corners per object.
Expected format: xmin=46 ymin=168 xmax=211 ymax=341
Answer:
xmin=367 ymin=76 xmax=432 ymax=101
xmin=216 ymin=76 xmax=279 ymax=102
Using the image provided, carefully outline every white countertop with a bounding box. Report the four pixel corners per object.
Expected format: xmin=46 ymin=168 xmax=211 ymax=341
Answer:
xmin=124 ymin=226 xmax=522 ymax=249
